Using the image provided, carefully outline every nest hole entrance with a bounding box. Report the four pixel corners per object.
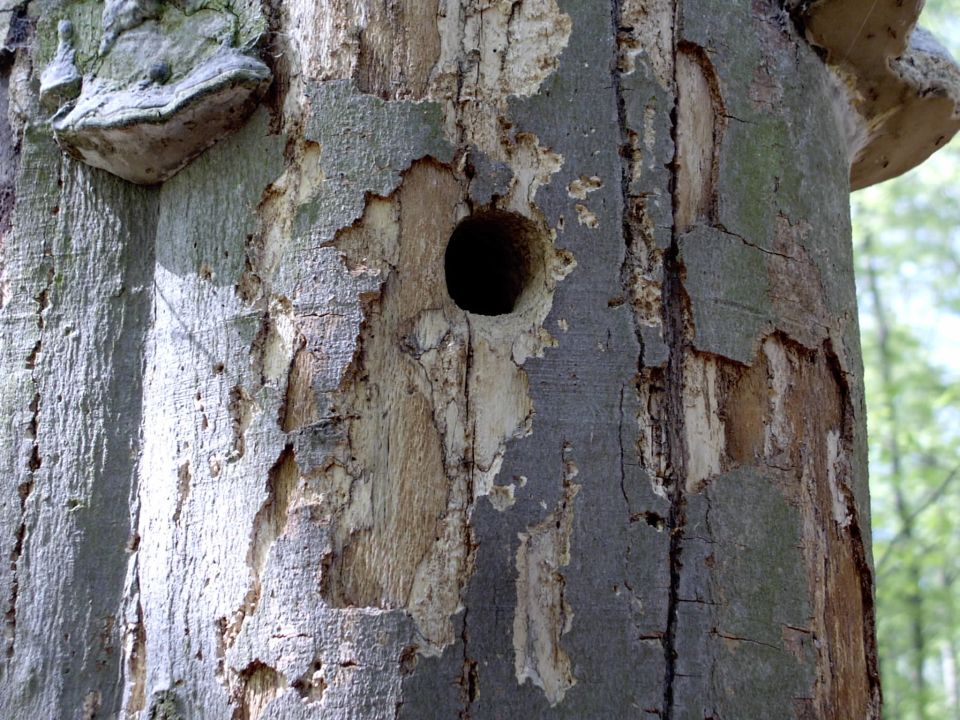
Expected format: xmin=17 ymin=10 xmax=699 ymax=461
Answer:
xmin=444 ymin=211 xmax=541 ymax=316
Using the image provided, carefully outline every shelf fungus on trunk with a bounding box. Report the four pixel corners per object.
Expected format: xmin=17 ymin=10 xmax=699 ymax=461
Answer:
xmin=38 ymin=0 xmax=272 ymax=185
xmin=793 ymin=0 xmax=960 ymax=190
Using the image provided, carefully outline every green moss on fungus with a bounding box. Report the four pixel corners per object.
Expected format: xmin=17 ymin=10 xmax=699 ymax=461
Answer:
xmin=148 ymin=690 xmax=183 ymax=720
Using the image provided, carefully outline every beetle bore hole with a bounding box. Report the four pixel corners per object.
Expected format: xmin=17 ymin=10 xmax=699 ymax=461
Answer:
xmin=444 ymin=211 xmax=542 ymax=316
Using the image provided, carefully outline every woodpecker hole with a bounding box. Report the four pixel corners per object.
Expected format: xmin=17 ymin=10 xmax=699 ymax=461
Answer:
xmin=444 ymin=211 xmax=543 ymax=316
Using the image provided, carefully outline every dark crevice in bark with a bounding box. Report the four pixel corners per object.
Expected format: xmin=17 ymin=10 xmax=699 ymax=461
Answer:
xmin=662 ymin=4 xmax=687 ymax=717
xmin=610 ymin=1 xmax=684 ymax=714
xmin=258 ymin=0 xmax=291 ymax=133
xmin=459 ymin=321 xmax=476 ymax=720
xmin=4 ymin=479 xmax=32 ymax=659
xmin=782 ymin=0 xmax=814 ymax=41
xmin=856 ymin=242 xmax=897 ymax=714
xmin=609 ymin=6 xmax=652 ymax=588
xmin=844 ymin=499 xmax=883 ymax=714
xmin=464 ymin=319 xmax=476 ymax=505
xmin=458 ymin=605 xmax=476 ymax=720
xmin=609 ymin=0 xmax=647 ymax=372
xmin=1 ymin=1 xmax=32 ymax=59
xmin=660 ymin=241 xmax=687 ymax=720
xmin=617 ymin=385 xmax=633 ymax=516
xmin=4 ymin=147 xmax=57 ymax=655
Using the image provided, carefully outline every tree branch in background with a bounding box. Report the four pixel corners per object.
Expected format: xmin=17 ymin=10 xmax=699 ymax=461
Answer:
xmin=877 ymin=464 xmax=960 ymax=577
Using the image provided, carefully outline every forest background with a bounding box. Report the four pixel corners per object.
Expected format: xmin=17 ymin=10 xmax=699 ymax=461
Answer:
xmin=854 ymin=1 xmax=960 ymax=716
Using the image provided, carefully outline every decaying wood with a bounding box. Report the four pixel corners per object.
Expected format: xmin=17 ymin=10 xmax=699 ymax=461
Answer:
xmin=2 ymin=0 xmax=955 ymax=716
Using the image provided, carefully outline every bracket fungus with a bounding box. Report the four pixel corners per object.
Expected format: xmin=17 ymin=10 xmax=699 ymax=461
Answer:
xmin=796 ymin=0 xmax=960 ymax=190
xmin=40 ymin=0 xmax=272 ymax=185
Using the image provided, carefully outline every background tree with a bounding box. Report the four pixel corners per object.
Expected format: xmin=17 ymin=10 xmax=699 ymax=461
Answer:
xmin=0 ymin=0 xmax=956 ymax=718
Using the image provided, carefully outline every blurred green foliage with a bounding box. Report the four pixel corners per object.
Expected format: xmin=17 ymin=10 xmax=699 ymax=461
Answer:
xmin=853 ymin=2 xmax=960 ymax=717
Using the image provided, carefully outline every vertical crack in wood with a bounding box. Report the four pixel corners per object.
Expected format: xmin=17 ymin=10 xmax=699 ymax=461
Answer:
xmin=460 ymin=320 xmax=476 ymax=720
xmin=610 ymin=0 xmax=644 ymax=540
xmin=4 ymin=149 xmax=56 ymax=657
xmin=660 ymin=247 xmax=687 ymax=720
xmin=617 ymin=386 xmax=633 ymax=516
xmin=821 ymin=342 xmax=883 ymax=716
xmin=661 ymin=2 xmax=686 ymax=717
xmin=4 ymin=477 xmax=32 ymax=659
xmin=611 ymin=0 xmax=681 ymax=714
xmin=611 ymin=0 xmax=648 ymax=370
xmin=458 ymin=605 xmax=475 ymax=720
xmin=122 ymin=584 xmax=147 ymax=718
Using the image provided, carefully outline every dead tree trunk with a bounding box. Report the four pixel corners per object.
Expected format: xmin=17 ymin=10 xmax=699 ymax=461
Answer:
xmin=1 ymin=0 xmax=956 ymax=717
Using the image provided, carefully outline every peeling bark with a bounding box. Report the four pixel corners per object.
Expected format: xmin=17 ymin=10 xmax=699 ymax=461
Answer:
xmin=513 ymin=442 xmax=580 ymax=705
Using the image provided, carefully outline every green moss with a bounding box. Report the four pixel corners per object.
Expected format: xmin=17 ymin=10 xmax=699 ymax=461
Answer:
xmin=97 ymin=9 xmax=234 ymax=87
xmin=148 ymin=690 xmax=183 ymax=720
xmin=718 ymin=118 xmax=797 ymax=249
xmin=35 ymin=0 xmax=266 ymax=81
xmin=34 ymin=1 xmax=101 ymax=70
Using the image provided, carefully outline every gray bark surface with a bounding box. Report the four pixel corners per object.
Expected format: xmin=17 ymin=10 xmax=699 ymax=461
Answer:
xmin=3 ymin=0 xmax=935 ymax=717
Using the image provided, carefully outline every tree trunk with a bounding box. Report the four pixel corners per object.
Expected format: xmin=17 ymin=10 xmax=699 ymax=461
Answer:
xmin=6 ymin=0 xmax=940 ymax=717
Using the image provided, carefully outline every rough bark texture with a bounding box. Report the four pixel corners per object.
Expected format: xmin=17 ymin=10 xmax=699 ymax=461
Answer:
xmin=0 ymin=0 xmax=905 ymax=717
